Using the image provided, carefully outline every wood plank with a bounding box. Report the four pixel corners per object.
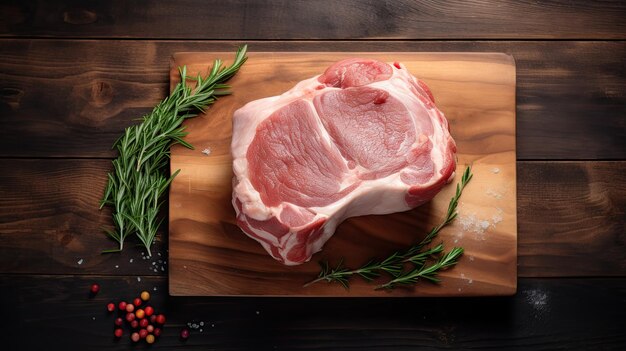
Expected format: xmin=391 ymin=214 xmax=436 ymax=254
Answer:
xmin=0 ymin=159 xmax=623 ymax=278
xmin=168 ymin=52 xmax=518 ymax=297
xmin=0 ymin=159 xmax=167 ymax=276
xmin=1 ymin=0 xmax=625 ymax=39
xmin=1 ymin=275 xmax=625 ymax=349
xmin=1 ymin=40 xmax=624 ymax=159
xmin=518 ymin=161 xmax=626 ymax=277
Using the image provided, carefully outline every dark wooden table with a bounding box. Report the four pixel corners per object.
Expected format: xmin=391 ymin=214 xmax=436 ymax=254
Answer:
xmin=1 ymin=1 xmax=625 ymax=350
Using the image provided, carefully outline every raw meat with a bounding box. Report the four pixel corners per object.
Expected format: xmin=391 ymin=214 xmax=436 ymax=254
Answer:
xmin=231 ymin=58 xmax=457 ymax=265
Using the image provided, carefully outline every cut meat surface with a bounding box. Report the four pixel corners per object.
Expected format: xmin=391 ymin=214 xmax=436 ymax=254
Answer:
xmin=231 ymin=58 xmax=457 ymax=265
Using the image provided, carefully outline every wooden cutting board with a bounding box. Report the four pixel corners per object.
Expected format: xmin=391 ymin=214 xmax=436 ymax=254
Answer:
xmin=168 ymin=52 xmax=517 ymax=297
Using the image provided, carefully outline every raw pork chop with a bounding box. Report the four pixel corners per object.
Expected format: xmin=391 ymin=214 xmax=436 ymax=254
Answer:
xmin=231 ymin=58 xmax=456 ymax=265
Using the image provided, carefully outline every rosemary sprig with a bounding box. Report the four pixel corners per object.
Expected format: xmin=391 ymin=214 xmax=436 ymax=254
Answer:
xmin=376 ymin=247 xmax=464 ymax=290
xmin=100 ymin=45 xmax=248 ymax=256
xmin=304 ymin=165 xmax=473 ymax=290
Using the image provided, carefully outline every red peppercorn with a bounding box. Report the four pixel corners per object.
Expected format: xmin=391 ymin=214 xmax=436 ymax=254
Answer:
xmin=125 ymin=304 xmax=134 ymax=313
xmin=135 ymin=309 xmax=145 ymax=319
xmin=139 ymin=318 xmax=149 ymax=328
xmin=139 ymin=329 xmax=148 ymax=339
xmin=114 ymin=317 xmax=123 ymax=327
xmin=130 ymin=320 xmax=139 ymax=329
xmin=130 ymin=332 xmax=140 ymax=342
xmin=149 ymin=315 xmax=157 ymax=323
xmin=144 ymin=306 xmax=154 ymax=317
xmin=133 ymin=298 xmax=142 ymax=307
xmin=114 ymin=328 xmax=123 ymax=338
xmin=106 ymin=302 xmax=115 ymax=312
xmin=118 ymin=301 xmax=127 ymax=311
xmin=146 ymin=325 xmax=154 ymax=333
xmin=153 ymin=328 xmax=162 ymax=337
xmin=90 ymin=283 xmax=100 ymax=294
xmin=125 ymin=312 xmax=135 ymax=322
xmin=156 ymin=314 xmax=166 ymax=325
xmin=180 ymin=327 xmax=190 ymax=340
xmin=146 ymin=334 xmax=155 ymax=344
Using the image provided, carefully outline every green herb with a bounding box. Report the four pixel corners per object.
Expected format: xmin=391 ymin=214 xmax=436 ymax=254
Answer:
xmin=304 ymin=165 xmax=473 ymax=290
xmin=100 ymin=45 xmax=248 ymax=256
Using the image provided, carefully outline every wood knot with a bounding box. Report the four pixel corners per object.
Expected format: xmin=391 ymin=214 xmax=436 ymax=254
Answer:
xmin=90 ymin=81 xmax=114 ymax=107
xmin=60 ymin=234 xmax=74 ymax=246
xmin=63 ymin=8 xmax=97 ymax=25
xmin=1 ymin=87 xmax=24 ymax=110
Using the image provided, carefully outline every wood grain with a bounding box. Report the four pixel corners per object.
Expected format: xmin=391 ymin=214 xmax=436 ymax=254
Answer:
xmin=2 ymin=159 xmax=623 ymax=277
xmin=168 ymin=52 xmax=517 ymax=296
xmin=0 ymin=159 xmax=167 ymax=276
xmin=1 ymin=40 xmax=624 ymax=159
xmin=1 ymin=0 xmax=625 ymax=39
xmin=1 ymin=275 xmax=625 ymax=350
xmin=518 ymin=161 xmax=626 ymax=276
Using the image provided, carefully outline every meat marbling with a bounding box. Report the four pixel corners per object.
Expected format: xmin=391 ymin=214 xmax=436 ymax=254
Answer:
xmin=231 ymin=58 xmax=457 ymax=265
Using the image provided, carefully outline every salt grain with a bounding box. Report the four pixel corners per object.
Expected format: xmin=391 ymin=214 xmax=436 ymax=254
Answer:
xmin=469 ymin=256 xmax=475 ymax=262
xmin=486 ymin=188 xmax=503 ymax=199
xmin=153 ymin=287 xmax=158 ymax=291
xmin=129 ymin=258 xmax=133 ymax=263
xmin=77 ymin=259 xmax=83 ymax=265
xmin=201 ymin=148 xmax=212 ymax=156
xmin=115 ymin=265 xmax=119 ymax=269
xmin=137 ymin=277 xmax=141 ymax=282
xmin=491 ymin=167 xmax=500 ymax=174
xmin=256 ymin=311 xmax=260 ymax=315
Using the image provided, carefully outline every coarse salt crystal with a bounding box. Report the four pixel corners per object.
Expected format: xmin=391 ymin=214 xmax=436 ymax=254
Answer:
xmin=77 ymin=259 xmax=83 ymax=265
xmin=137 ymin=277 xmax=141 ymax=282
xmin=491 ymin=167 xmax=500 ymax=174
xmin=201 ymin=148 xmax=212 ymax=156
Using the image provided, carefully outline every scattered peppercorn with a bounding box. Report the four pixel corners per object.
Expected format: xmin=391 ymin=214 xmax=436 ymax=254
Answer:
xmin=139 ymin=329 xmax=148 ymax=339
xmin=114 ymin=317 xmax=123 ymax=327
xmin=133 ymin=298 xmax=142 ymax=307
xmin=149 ymin=315 xmax=157 ymax=324
xmin=180 ymin=327 xmax=190 ymax=340
xmin=144 ymin=306 xmax=154 ymax=317
xmin=106 ymin=302 xmax=115 ymax=312
xmin=153 ymin=328 xmax=162 ymax=337
xmin=130 ymin=320 xmax=139 ymax=329
xmin=130 ymin=332 xmax=140 ymax=343
xmin=90 ymin=283 xmax=100 ymax=295
xmin=125 ymin=304 xmax=135 ymax=313
xmin=135 ymin=309 xmax=145 ymax=319
xmin=118 ymin=301 xmax=127 ymax=311
xmin=146 ymin=325 xmax=154 ymax=333
xmin=114 ymin=328 xmax=123 ymax=338
xmin=139 ymin=318 xmax=149 ymax=328
xmin=156 ymin=314 xmax=166 ymax=325
xmin=140 ymin=291 xmax=150 ymax=301
xmin=146 ymin=334 xmax=155 ymax=344
xmin=125 ymin=312 xmax=136 ymax=323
